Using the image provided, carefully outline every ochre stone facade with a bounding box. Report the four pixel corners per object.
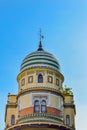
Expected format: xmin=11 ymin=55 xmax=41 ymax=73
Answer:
xmin=5 ymin=42 xmax=76 ymax=130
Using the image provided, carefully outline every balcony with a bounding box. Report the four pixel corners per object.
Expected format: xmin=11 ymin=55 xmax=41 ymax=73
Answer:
xmin=17 ymin=113 xmax=64 ymax=124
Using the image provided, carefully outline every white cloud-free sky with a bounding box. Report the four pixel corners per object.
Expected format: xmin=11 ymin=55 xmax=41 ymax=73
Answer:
xmin=0 ymin=0 xmax=87 ymax=129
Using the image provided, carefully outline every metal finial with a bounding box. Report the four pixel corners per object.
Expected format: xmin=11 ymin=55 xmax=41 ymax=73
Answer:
xmin=39 ymin=28 xmax=44 ymax=42
xmin=37 ymin=28 xmax=44 ymax=51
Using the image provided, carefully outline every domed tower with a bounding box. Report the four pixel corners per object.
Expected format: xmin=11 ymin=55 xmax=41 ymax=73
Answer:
xmin=5 ymin=40 xmax=76 ymax=130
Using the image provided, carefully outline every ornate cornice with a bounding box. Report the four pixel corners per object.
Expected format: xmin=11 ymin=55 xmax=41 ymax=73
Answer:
xmin=64 ymin=103 xmax=76 ymax=114
xmin=6 ymin=122 xmax=73 ymax=130
xmin=17 ymin=87 xmax=64 ymax=99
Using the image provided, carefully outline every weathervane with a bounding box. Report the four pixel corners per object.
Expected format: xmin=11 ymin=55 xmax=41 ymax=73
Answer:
xmin=39 ymin=28 xmax=44 ymax=42
xmin=37 ymin=28 xmax=44 ymax=51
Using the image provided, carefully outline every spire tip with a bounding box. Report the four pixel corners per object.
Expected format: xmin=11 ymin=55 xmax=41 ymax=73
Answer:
xmin=37 ymin=29 xmax=44 ymax=51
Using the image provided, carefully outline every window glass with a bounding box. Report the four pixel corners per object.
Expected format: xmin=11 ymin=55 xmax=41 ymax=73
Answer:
xmin=66 ymin=115 xmax=70 ymax=125
xmin=38 ymin=74 xmax=43 ymax=83
xmin=34 ymin=99 xmax=47 ymax=113
xmin=11 ymin=115 xmax=15 ymax=125
xmin=34 ymin=100 xmax=39 ymax=112
xmin=41 ymin=100 xmax=46 ymax=112
xmin=35 ymin=100 xmax=39 ymax=105
xmin=41 ymin=100 xmax=46 ymax=105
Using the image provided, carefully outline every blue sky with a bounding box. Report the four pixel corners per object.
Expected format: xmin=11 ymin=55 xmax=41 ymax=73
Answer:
xmin=0 ymin=0 xmax=87 ymax=129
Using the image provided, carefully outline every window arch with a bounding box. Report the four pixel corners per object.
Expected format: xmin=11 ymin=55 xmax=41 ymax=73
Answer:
xmin=34 ymin=100 xmax=40 ymax=112
xmin=38 ymin=74 xmax=43 ymax=83
xmin=41 ymin=100 xmax=46 ymax=112
xmin=11 ymin=115 xmax=15 ymax=125
xmin=66 ymin=115 xmax=70 ymax=125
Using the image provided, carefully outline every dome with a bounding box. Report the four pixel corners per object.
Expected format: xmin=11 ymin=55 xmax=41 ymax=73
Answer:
xmin=20 ymin=42 xmax=60 ymax=72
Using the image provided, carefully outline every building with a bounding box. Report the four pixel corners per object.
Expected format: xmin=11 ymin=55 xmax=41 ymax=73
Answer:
xmin=5 ymin=38 xmax=76 ymax=130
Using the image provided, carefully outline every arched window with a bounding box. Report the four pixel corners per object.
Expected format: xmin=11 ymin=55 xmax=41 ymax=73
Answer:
xmin=34 ymin=100 xmax=40 ymax=112
xmin=66 ymin=115 xmax=70 ymax=125
xmin=38 ymin=74 xmax=43 ymax=83
xmin=41 ymin=100 xmax=46 ymax=112
xmin=11 ymin=115 xmax=15 ymax=125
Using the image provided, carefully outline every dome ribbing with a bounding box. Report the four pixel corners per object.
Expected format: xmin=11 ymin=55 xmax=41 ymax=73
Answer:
xmin=20 ymin=49 xmax=60 ymax=72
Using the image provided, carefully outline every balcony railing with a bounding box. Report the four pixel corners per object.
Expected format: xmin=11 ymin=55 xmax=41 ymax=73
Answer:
xmin=17 ymin=113 xmax=64 ymax=124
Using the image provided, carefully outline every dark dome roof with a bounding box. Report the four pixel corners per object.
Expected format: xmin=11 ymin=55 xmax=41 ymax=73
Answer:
xmin=20 ymin=42 xmax=60 ymax=72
